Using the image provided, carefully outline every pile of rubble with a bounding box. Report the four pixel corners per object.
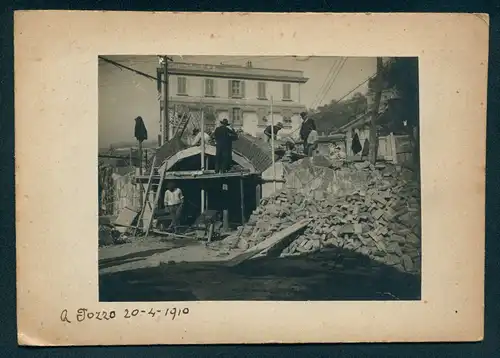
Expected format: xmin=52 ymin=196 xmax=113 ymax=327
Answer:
xmin=225 ymin=160 xmax=421 ymax=274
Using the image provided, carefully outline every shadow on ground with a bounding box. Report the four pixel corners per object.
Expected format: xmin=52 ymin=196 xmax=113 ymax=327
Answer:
xmin=99 ymin=247 xmax=421 ymax=301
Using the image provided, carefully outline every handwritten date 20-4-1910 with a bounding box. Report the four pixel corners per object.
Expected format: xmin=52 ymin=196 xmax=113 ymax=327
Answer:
xmin=60 ymin=307 xmax=190 ymax=323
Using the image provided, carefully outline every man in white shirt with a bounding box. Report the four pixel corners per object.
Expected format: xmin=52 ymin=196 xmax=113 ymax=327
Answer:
xmin=162 ymin=181 xmax=184 ymax=233
xmin=306 ymin=129 xmax=319 ymax=157
xmin=190 ymin=128 xmax=211 ymax=147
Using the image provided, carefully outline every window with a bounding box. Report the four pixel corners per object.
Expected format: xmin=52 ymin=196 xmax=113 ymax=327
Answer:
xmin=283 ymin=83 xmax=291 ymax=100
xmin=204 ymin=106 xmax=216 ymax=129
xmin=232 ymin=107 xmax=243 ymax=126
xmin=282 ymin=109 xmax=293 ymax=124
xmin=229 ymin=80 xmax=245 ymax=98
xmin=257 ymin=107 xmax=268 ymax=126
xmin=258 ymin=82 xmax=267 ymax=99
xmin=177 ymin=77 xmax=187 ymax=95
xmin=205 ymin=79 xmax=215 ymax=97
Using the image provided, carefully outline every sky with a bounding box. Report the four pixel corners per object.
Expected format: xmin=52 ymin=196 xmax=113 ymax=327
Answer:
xmin=98 ymin=55 xmax=376 ymax=148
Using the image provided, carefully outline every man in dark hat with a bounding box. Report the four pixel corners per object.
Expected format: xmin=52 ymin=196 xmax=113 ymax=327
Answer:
xmin=263 ymin=122 xmax=284 ymax=142
xmin=212 ymin=118 xmax=238 ymax=173
xmin=299 ymin=111 xmax=316 ymax=155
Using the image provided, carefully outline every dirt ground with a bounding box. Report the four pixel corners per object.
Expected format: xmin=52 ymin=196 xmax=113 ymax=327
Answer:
xmin=99 ymin=236 xmax=420 ymax=301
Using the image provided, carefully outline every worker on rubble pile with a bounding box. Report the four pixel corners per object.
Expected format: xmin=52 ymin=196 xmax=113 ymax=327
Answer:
xmin=212 ymin=118 xmax=238 ymax=173
xmin=299 ymin=111 xmax=317 ymax=155
xmin=263 ymin=122 xmax=284 ymax=142
xmin=330 ymin=143 xmax=347 ymax=161
xmin=159 ymin=181 xmax=184 ymax=234
xmin=306 ymin=128 xmax=319 ymax=157
xmin=190 ymin=128 xmax=211 ymax=147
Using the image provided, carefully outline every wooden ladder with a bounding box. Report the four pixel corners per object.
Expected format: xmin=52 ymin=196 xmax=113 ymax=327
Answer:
xmin=143 ymin=159 xmax=169 ymax=239
xmin=134 ymin=111 xmax=193 ymax=238
xmin=133 ymin=155 xmax=157 ymax=236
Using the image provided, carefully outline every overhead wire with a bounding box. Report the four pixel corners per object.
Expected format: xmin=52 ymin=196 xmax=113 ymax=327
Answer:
xmin=309 ymin=58 xmax=341 ymax=109
xmin=98 ymin=56 xmax=162 ymax=83
xmin=286 ymin=71 xmax=377 ymax=139
xmin=315 ymin=57 xmax=348 ymax=108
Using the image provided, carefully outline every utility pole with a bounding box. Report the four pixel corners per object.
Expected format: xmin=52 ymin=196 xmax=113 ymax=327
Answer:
xmin=369 ymin=57 xmax=384 ymax=164
xmin=162 ymin=56 xmax=170 ymax=144
xmin=270 ymin=96 xmax=276 ymax=192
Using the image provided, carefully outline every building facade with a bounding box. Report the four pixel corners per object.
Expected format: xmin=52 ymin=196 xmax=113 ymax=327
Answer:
xmin=162 ymin=61 xmax=309 ymax=138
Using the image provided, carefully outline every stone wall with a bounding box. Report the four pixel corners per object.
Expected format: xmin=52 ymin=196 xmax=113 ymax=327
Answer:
xmin=283 ymin=157 xmax=372 ymax=198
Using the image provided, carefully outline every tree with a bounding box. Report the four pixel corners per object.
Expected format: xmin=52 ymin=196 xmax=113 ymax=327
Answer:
xmin=312 ymin=92 xmax=368 ymax=134
xmin=368 ymin=57 xmax=384 ymax=164
xmin=381 ymin=57 xmax=420 ymax=170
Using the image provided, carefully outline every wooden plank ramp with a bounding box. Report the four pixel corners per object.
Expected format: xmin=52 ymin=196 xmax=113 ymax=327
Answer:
xmin=224 ymin=219 xmax=311 ymax=267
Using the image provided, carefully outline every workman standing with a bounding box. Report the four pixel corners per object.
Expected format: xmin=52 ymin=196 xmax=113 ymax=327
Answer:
xmin=162 ymin=181 xmax=184 ymax=233
xmin=306 ymin=128 xmax=319 ymax=157
xmin=299 ymin=111 xmax=316 ymax=155
xmin=263 ymin=122 xmax=284 ymax=142
xmin=212 ymin=118 xmax=238 ymax=173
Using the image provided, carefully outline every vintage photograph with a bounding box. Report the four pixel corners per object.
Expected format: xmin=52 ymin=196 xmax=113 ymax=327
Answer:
xmin=98 ymin=55 xmax=421 ymax=302
xmin=16 ymin=11 xmax=487 ymax=345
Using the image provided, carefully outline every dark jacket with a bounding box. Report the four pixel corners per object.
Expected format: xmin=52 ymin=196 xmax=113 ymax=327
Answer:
xmin=134 ymin=116 xmax=148 ymax=142
xmin=300 ymin=118 xmax=316 ymax=141
xmin=213 ymin=125 xmax=238 ymax=149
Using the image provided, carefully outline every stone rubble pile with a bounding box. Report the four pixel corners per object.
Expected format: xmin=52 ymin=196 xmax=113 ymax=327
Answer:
xmin=224 ymin=160 xmax=421 ymax=274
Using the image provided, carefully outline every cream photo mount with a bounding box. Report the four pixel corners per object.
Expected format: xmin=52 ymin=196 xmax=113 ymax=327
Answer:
xmin=15 ymin=11 xmax=487 ymax=345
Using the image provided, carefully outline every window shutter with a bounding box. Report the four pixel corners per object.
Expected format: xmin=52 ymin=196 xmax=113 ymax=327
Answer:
xmin=202 ymin=79 xmax=206 ymax=96
xmin=213 ymin=79 xmax=217 ymax=97
xmin=184 ymin=77 xmax=188 ymax=94
xmin=228 ymin=107 xmax=233 ymax=123
xmin=241 ymin=81 xmax=246 ymax=98
xmin=228 ymin=80 xmax=232 ymax=98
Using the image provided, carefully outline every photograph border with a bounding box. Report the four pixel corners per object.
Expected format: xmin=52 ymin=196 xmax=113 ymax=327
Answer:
xmin=14 ymin=11 xmax=487 ymax=345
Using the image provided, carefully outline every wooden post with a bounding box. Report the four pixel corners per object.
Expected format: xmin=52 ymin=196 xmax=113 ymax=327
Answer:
xmin=138 ymin=141 xmax=143 ymax=175
xmin=390 ymin=132 xmax=398 ymax=164
xmin=162 ymin=56 xmax=170 ymax=143
xmin=240 ymin=177 xmax=245 ymax=225
xmin=256 ymin=181 xmax=262 ymax=205
xmin=222 ymin=210 xmax=229 ymax=231
xmin=222 ymin=182 xmax=229 ymax=231
xmin=138 ymin=140 xmax=144 ymax=207
xmin=369 ymin=57 xmax=384 ymax=164
xmin=270 ymin=96 xmax=276 ymax=192
xmin=200 ymin=106 xmax=205 ymax=213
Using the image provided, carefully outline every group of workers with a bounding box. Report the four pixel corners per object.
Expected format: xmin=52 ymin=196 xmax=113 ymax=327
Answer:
xmin=188 ymin=111 xmax=319 ymax=174
xmin=157 ymin=111 xmax=320 ymax=234
xmin=263 ymin=111 xmax=319 ymax=157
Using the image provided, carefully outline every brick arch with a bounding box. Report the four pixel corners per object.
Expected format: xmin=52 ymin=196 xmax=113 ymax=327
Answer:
xmin=160 ymin=145 xmax=256 ymax=172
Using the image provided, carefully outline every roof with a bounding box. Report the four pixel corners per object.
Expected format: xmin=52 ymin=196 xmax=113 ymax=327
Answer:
xmin=336 ymin=111 xmax=371 ymax=133
xmin=232 ymin=133 xmax=274 ymax=173
xmin=167 ymin=62 xmax=309 ymax=84
xmin=317 ymin=134 xmax=346 ymax=143
xmin=148 ymin=133 xmax=274 ymax=173
xmin=152 ymin=137 xmax=188 ymax=168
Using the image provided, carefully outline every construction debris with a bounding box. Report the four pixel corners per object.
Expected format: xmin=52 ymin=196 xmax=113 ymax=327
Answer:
xmin=225 ymin=218 xmax=311 ymax=267
xmin=222 ymin=159 xmax=421 ymax=274
xmin=99 ymin=225 xmax=130 ymax=247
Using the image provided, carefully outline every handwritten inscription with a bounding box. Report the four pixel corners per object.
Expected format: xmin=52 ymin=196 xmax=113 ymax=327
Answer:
xmin=60 ymin=307 xmax=190 ymax=324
